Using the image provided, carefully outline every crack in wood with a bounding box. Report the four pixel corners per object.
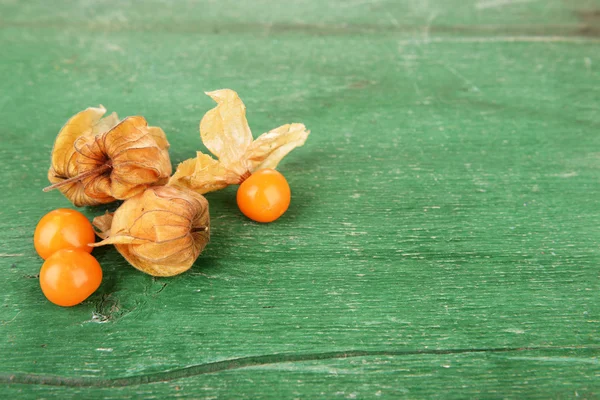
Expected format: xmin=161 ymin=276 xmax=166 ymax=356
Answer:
xmin=1 ymin=346 xmax=597 ymax=388
xmin=0 ymin=19 xmax=599 ymax=38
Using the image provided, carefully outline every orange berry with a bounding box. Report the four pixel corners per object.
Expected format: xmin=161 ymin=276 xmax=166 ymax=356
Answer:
xmin=34 ymin=209 xmax=96 ymax=260
xmin=39 ymin=249 xmax=103 ymax=307
xmin=236 ymin=169 xmax=291 ymax=223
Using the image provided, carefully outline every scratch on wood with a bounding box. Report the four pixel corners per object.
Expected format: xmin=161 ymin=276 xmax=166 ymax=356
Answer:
xmin=505 ymin=356 xmax=600 ymax=364
xmin=385 ymin=11 xmax=400 ymax=28
xmin=337 ymin=0 xmax=377 ymax=9
xmin=476 ymin=0 xmax=538 ymax=10
xmin=397 ymin=36 xmax=600 ymax=45
xmin=423 ymin=12 xmax=439 ymax=43
xmin=0 ymin=253 xmax=24 ymax=257
xmin=550 ymin=172 xmax=578 ymax=178
xmin=1 ymin=311 xmax=21 ymax=326
xmin=154 ymin=282 xmax=168 ymax=296
xmin=437 ymin=62 xmax=481 ymax=93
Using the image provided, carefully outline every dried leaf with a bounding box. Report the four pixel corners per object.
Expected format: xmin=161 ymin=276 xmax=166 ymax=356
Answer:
xmin=169 ymin=89 xmax=310 ymax=194
xmin=92 ymin=186 xmax=210 ymax=277
xmin=46 ymin=113 xmax=172 ymax=206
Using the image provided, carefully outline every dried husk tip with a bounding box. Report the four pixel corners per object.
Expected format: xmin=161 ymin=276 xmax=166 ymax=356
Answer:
xmin=91 ymin=185 xmax=210 ymax=277
xmin=169 ymin=89 xmax=310 ymax=194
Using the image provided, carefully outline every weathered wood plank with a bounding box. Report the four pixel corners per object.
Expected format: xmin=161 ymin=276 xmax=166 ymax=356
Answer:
xmin=1 ymin=0 xmax=599 ymax=398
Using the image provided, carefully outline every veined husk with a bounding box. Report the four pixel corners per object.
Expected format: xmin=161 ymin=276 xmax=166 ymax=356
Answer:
xmin=92 ymin=185 xmax=210 ymax=277
xmin=47 ymin=107 xmax=172 ymax=206
xmin=169 ymin=89 xmax=310 ymax=193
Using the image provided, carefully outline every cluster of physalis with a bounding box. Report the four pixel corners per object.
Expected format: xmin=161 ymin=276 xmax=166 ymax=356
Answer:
xmin=34 ymin=89 xmax=310 ymax=306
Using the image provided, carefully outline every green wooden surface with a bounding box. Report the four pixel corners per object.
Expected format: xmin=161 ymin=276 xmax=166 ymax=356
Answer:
xmin=1 ymin=0 xmax=600 ymax=398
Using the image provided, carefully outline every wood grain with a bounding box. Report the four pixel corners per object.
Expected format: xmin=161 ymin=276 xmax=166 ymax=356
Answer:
xmin=1 ymin=0 xmax=599 ymax=398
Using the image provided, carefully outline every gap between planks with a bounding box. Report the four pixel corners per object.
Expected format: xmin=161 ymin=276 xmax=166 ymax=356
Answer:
xmin=1 ymin=346 xmax=598 ymax=388
xmin=397 ymin=36 xmax=600 ymax=45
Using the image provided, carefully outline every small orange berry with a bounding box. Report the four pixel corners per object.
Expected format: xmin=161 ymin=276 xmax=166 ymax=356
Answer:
xmin=236 ymin=169 xmax=291 ymax=223
xmin=34 ymin=209 xmax=96 ymax=260
xmin=39 ymin=249 xmax=103 ymax=307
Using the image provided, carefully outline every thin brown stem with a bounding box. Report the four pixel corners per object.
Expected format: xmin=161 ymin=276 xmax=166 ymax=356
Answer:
xmin=237 ymin=170 xmax=252 ymax=184
xmin=43 ymin=164 xmax=111 ymax=192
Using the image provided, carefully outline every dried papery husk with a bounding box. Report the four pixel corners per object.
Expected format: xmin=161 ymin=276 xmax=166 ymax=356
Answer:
xmin=47 ymin=106 xmax=119 ymax=206
xmin=91 ymin=186 xmax=210 ymax=277
xmin=169 ymin=89 xmax=310 ymax=194
xmin=46 ymin=112 xmax=172 ymax=206
xmin=74 ymin=117 xmax=172 ymax=200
